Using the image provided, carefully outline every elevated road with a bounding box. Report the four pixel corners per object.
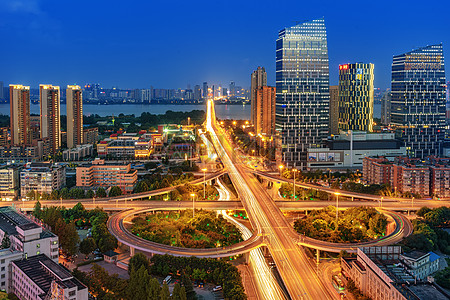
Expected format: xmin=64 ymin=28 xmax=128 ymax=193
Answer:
xmin=107 ymin=207 xmax=263 ymax=258
xmin=207 ymin=99 xmax=333 ymax=299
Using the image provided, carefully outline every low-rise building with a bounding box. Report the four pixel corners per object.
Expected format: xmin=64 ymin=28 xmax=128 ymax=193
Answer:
xmin=341 ymin=246 xmax=449 ymax=300
xmin=0 ymin=127 xmax=7 ymax=146
xmin=83 ymin=127 xmax=99 ymax=145
xmin=307 ymin=131 xmax=406 ymax=170
xmin=11 ymin=254 xmax=88 ymax=300
xmin=364 ymin=156 xmax=450 ymax=198
xmin=20 ymin=162 xmax=66 ymax=197
xmin=0 ymin=206 xmax=60 ymax=294
xmin=76 ymin=158 xmax=137 ymax=193
xmin=97 ymin=133 xmax=157 ymax=159
xmin=400 ymin=251 xmax=441 ymax=280
xmin=0 ymin=166 xmax=19 ymax=201
xmin=62 ymin=144 xmax=93 ymax=161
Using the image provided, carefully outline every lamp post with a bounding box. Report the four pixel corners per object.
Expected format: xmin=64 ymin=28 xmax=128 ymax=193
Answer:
xmin=202 ymin=168 xmax=207 ymax=199
xmin=334 ymin=192 xmax=340 ymax=229
xmin=293 ymin=169 xmax=298 ymax=200
xmin=279 ymin=165 xmax=284 ymax=177
xmin=380 ymin=196 xmax=383 ymax=208
xmin=190 ymin=193 xmax=196 ymax=218
xmin=60 ymin=197 xmax=62 ymax=209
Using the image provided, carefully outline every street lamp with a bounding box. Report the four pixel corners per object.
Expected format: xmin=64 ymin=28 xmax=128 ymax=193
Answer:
xmin=190 ymin=193 xmax=196 ymax=218
xmin=380 ymin=196 xmax=383 ymax=208
xmin=334 ymin=192 xmax=340 ymax=229
xmin=293 ymin=169 xmax=298 ymax=200
xmin=279 ymin=165 xmax=284 ymax=176
xmin=201 ymin=168 xmax=207 ymax=199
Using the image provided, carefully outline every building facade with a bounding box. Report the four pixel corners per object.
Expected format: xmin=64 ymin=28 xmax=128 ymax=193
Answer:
xmin=39 ymin=85 xmax=61 ymax=154
xmin=0 ymin=127 xmax=7 ymax=146
xmin=341 ymin=246 xmax=449 ymax=300
xmin=276 ymin=18 xmax=330 ymax=169
xmin=0 ymin=167 xmax=19 ymax=201
xmin=363 ymin=156 xmax=450 ymax=198
xmin=83 ymin=127 xmax=99 ymax=145
xmin=380 ymin=89 xmax=391 ymax=125
xmin=20 ymin=162 xmax=66 ymax=197
xmin=76 ymin=159 xmax=137 ymax=193
xmin=391 ymin=44 xmax=446 ymax=158
xmin=62 ymin=144 xmax=93 ymax=161
xmin=307 ymin=131 xmax=406 ymax=170
xmin=250 ymin=67 xmax=268 ymax=126
xmin=9 ymin=85 xmax=31 ymax=146
xmin=0 ymin=206 xmax=60 ymax=294
xmin=254 ymin=86 xmax=276 ymax=137
xmin=329 ymin=85 xmax=339 ymax=135
xmin=338 ymin=63 xmax=374 ymax=132
xmin=66 ymin=85 xmax=83 ymax=149
xmin=11 ymin=254 xmax=88 ymax=300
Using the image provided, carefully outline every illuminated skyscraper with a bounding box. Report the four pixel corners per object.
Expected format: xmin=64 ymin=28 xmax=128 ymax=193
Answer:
xmin=275 ymin=18 xmax=330 ymax=169
xmin=66 ymin=85 xmax=83 ymax=149
xmin=391 ymin=44 xmax=446 ymax=158
xmin=40 ymin=84 xmax=61 ymax=153
xmin=9 ymin=85 xmax=31 ymax=145
xmin=250 ymin=67 xmax=267 ymax=126
xmin=380 ymin=89 xmax=391 ymax=125
xmin=329 ymin=85 xmax=339 ymax=135
xmin=338 ymin=63 xmax=374 ymax=132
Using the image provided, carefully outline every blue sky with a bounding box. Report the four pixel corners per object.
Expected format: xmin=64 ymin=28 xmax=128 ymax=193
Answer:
xmin=0 ymin=0 xmax=448 ymax=89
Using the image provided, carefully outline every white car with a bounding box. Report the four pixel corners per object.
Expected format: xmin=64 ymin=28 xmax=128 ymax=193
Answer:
xmin=213 ymin=286 xmax=222 ymax=292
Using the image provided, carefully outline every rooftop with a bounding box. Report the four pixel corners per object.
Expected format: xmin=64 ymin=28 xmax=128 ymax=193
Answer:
xmin=0 ymin=207 xmax=54 ymax=238
xmin=395 ymin=282 xmax=450 ymax=300
xmin=13 ymin=254 xmax=87 ymax=296
xmin=403 ymin=250 xmax=428 ymax=260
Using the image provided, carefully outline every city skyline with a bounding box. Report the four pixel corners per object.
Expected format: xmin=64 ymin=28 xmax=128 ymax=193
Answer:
xmin=0 ymin=1 xmax=449 ymax=89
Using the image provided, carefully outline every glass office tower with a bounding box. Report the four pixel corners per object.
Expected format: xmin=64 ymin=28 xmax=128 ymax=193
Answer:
xmin=338 ymin=63 xmax=374 ymax=132
xmin=391 ymin=44 xmax=446 ymax=158
xmin=275 ymin=18 xmax=330 ymax=169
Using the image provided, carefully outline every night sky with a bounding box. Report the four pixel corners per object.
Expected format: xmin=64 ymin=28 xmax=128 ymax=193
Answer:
xmin=1 ymin=0 xmax=448 ymax=90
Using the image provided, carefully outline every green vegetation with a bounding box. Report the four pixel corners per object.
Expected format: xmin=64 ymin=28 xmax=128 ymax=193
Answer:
xmin=294 ymin=206 xmax=387 ymax=243
xmin=151 ymin=254 xmax=246 ymax=300
xmin=400 ymin=206 xmax=450 ymax=254
xmin=33 ymin=201 xmax=118 ymax=254
xmin=435 ymin=259 xmax=450 ymax=289
xmin=84 ymin=110 xmax=205 ymax=133
xmin=279 ymin=183 xmax=329 ymax=200
xmin=346 ymin=279 xmax=370 ymax=300
xmin=73 ymin=263 xmax=187 ymax=300
xmin=134 ymin=172 xmax=195 ymax=194
xmin=131 ymin=210 xmax=242 ymax=248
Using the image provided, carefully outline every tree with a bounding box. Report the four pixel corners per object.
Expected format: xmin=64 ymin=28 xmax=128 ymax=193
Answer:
xmin=108 ymin=186 xmax=122 ymax=197
xmin=79 ymin=237 xmax=96 ymax=257
xmin=60 ymin=187 xmax=70 ymax=199
xmin=96 ymin=187 xmax=107 ymax=198
xmin=417 ymin=206 xmax=432 ymax=218
xmin=134 ymin=181 xmax=149 ymax=193
xmin=128 ymin=253 xmax=150 ymax=275
xmin=160 ymin=283 xmax=170 ymax=300
xmin=33 ymin=200 xmax=42 ymax=219
xmin=1 ymin=235 xmax=10 ymax=249
xmin=128 ymin=266 xmax=151 ymax=300
xmin=86 ymin=190 xmax=95 ymax=199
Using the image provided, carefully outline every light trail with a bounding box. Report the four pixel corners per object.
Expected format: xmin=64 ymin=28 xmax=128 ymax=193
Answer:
xmin=206 ymin=99 xmax=329 ymax=299
xmin=217 ymin=179 xmax=285 ymax=300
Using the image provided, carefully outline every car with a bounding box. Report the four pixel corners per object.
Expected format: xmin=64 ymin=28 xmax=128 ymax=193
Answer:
xmin=198 ymin=282 xmax=204 ymax=288
xmin=213 ymin=286 xmax=222 ymax=292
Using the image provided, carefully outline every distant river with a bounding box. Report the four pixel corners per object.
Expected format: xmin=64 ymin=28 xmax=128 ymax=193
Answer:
xmin=0 ymin=103 xmax=252 ymax=120
xmin=0 ymin=103 xmax=381 ymax=120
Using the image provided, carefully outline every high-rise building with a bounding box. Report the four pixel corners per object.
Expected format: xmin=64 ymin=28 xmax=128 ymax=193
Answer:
xmin=0 ymin=127 xmax=7 ymax=146
xmin=194 ymin=85 xmax=201 ymax=101
xmin=222 ymin=87 xmax=228 ymax=98
xmin=229 ymin=81 xmax=236 ymax=97
xmin=380 ymin=89 xmax=391 ymax=125
xmin=203 ymin=82 xmax=208 ymax=99
xmin=9 ymin=85 xmax=31 ymax=146
xmin=275 ymin=18 xmax=330 ymax=169
xmin=0 ymin=81 xmax=4 ymax=100
xmin=391 ymin=44 xmax=446 ymax=158
xmin=251 ymin=67 xmax=268 ymax=126
xmin=338 ymin=63 xmax=374 ymax=132
xmin=66 ymin=85 xmax=83 ymax=149
xmin=329 ymin=85 xmax=339 ymax=135
xmin=254 ymin=86 xmax=276 ymax=137
xmin=39 ymin=84 xmax=61 ymax=153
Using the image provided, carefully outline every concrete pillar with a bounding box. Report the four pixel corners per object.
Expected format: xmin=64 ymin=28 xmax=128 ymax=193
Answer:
xmin=243 ymin=252 xmax=250 ymax=264
xmin=130 ymin=246 xmax=135 ymax=256
xmin=316 ymin=249 xmax=320 ymax=265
